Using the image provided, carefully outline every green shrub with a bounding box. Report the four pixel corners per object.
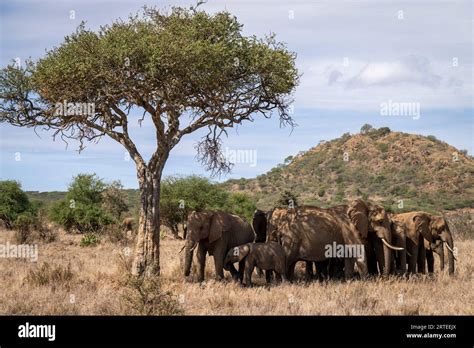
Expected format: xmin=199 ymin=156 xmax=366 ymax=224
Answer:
xmin=0 ymin=181 xmax=36 ymax=228
xmin=49 ymin=174 xmax=114 ymax=233
xmin=12 ymin=213 xmax=37 ymax=243
xmin=122 ymin=276 xmax=183 ymax=315
xmin=80 ymin=233 xmax=100 ymax=247
xmin=376 ymin=143 xmax=389 ymax=153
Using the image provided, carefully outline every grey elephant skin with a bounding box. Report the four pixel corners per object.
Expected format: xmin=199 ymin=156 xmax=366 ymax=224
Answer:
xmin=267 ymin=200 xmax=401 ymax=280
xmin=224 ymin=241 xmax=287 ymax=286
xmin=390 ymin=212 xmax=455 ymax=275
xmin=183 ymin=211 xmax=255 ymax=281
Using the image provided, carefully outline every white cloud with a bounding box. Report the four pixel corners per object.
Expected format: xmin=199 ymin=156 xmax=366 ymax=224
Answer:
xmin=346 ymin=55 xmax=441 ymax=89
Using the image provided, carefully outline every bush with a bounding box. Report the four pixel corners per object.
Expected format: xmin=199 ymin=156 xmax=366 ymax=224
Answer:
xmin=122 ymin=276 xmax=183 ymax=315
xmin=80 ymin=233 xmax=100 ymax=247
xmin=369 ymin=127 xmax=391 ymax=139
xmin=27 ymin=262 xmax=74 ymax=288
xmin=12 ymin=211 xmax=56 ymax=244
xmin=377 ymin=143 xmax=389 ymax=153
xmin=102 ymin=181 xmax=129 ymax=220
xmin=360 ymin=123 xmax=374 ymax=134
xmin=12 ymin=213 xmax=37 ymax=243
xmin=222 ymin=193 xmax=256 ymax=222
xmin=276 ymin=190 xmax=299 ymax=208
xmin=49 ymin=174 xmax=114 ymax=233
xmin=0 ymin=181 xmax=35 ymax=228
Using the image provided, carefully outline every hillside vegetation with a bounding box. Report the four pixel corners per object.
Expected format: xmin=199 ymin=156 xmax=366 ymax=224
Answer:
xmin=223 ymin=127 xmax=474 ymax=213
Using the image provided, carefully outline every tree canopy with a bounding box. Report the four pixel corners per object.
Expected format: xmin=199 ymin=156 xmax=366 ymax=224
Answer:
xmin=0 ymin=5 xmax=299 ymax=276
xmin=0 ymin=6 xmax=298 ymax=174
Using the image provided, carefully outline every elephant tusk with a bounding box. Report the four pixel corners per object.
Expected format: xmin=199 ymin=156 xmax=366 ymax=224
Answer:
xmin=444 ymin=242 xmax=457 ymax=260
xmin=381 ymin=238 xmax=404 ymax=251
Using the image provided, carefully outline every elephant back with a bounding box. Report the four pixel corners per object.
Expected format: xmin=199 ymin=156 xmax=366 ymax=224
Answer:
xmin=228 ymin=213 xmax=255 ymax=246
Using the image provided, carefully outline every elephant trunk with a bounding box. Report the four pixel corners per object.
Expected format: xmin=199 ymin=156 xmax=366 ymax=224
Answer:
xmin=437 ymin=243 xmax=445 ymax=271
xmin=184 ymin=239 xmax=197 ymax=277
xmin=382 ymin=242 xmax=392 ymax=275
xmin=445 ymin=235 xmax=455 ymax=275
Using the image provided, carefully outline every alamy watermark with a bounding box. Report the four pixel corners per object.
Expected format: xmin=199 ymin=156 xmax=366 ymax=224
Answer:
xmin=325 ymin=242 xmax=365 ymax=260
xmin=380 ymin=99 xmax=420 ymax=120
xmin=224 ymin=147 xmax=257 ymax=167
xmin=54 ymin=100 xmax=95 ymax=116
xmin=0 ymin=242 xmax=38 ymax=262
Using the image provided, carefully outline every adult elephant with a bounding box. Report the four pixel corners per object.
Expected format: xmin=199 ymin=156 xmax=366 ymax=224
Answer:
xmin=388 ymin=215 xmax=407 ymax=274
xmin=425 ymin=215 xmax=455 ymax=274
xmin=267 ymin=200 xmax=401 ymax=280
xmin=390 ymin=211 xmax=455 ymax=275
xmin=183 ymin=211 xmax=255 ymax=282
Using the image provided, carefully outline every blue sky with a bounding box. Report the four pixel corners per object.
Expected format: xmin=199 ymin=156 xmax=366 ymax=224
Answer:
xmin=0 ymin=0 xmax=473 ymax=191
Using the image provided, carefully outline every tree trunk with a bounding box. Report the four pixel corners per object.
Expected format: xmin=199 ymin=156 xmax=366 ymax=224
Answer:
xmin=131 ymin=165 xmax=163 ymax=277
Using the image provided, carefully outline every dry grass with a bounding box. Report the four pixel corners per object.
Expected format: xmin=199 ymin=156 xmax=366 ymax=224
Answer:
xmin=0 ymin=227 xmax=472 ymax=315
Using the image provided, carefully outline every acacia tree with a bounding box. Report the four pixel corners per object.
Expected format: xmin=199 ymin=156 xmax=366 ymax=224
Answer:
xmin=0 ymin=6 xmax=298 ymax=276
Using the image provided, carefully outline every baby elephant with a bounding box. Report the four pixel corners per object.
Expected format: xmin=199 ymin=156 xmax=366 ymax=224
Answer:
xmin=224 ymin=242 xmax=287 ymax=286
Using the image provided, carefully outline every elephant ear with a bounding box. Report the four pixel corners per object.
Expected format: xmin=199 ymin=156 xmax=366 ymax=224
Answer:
xmin=412 ymin=213 xmax=433 ymax=243
xmin=209 ymin=212 xmax=227 ymax=243
xmin=347 ymin=199 xmax=369 ymax=237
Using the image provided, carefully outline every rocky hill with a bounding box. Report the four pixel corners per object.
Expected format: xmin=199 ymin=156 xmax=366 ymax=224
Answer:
xmin=223 ymin=127 xmax=474 ymax=213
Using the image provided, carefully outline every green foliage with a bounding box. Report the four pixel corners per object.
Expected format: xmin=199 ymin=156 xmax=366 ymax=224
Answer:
xmin=360 ymin=123 xmax=374 ymax=134
xmin=12 ymin=213 xmax=37 ymax=243
xmin=222 ymin=193 xmax=256 ymax=222
xmin=80 ymin=233 xmax=100 ymax=247
xmin=102 ymin=181 xmax=129 ymax=219
xmin=376 ymin=142 xmax=389 ymax=153
xmin=277 ymin=190 xmax=299 ymax=207
xmin=49 ymin=174 xmax=114 ymax=233
xmin=0 ymin=180 xmax=35 ymax=228
xmin=284 ymin=155 xmax=294 ymax=164
xmin=427 ymin=135 xmax=438 ymax=142
xmin=160 ymin=175 xmax=256 ymax=231
xmin=369 ymin=127 xmax=391 ymax=139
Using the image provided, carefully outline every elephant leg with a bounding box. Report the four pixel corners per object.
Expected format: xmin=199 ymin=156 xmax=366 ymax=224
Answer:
xmin=366 ymin=241 xmax=378 ymax=275
xmin=228 ymin=262 xmax=240 ymax=281
xmin=407 ymin=244 xmax=418 ymax=274
xmin=344 ymin=258 xmax=355 ymax=279
xmin=238 ymin=260 xmax=245 ymax=283
xmin=243 ymin=260 xmax=254 ymax=286
xmin=316 ymin=260 xmax=329 ymax=282
xmin=305 ymin=261 xmax=314 ymax=281
xmin=374 ymin=239 xmax=385 ymax=275
xmin=197 ymin=243 xmax=207 ymax=282
xmin=213 ymin=248 xmax=225 ymax=281
xmin=287 ymin=261 xmax=297 ymax=282
xmin=256 ymin=267 xmax=264 ymax=278
xmin=417 ymin=243 xmax=426 ymax=274
xmin=426 ymin=249 xmax=434 ymax=273
xmin=265 ymin=270 xmax=272 ymax=283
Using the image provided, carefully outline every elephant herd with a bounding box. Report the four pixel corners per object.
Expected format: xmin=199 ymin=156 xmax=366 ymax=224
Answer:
xmin=182 ymin=199 xmax=456 ymax=286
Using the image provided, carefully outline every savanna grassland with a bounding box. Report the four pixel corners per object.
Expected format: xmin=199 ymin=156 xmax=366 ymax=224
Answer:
xmin=1 ymin=225 xmax=472 ymax=315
